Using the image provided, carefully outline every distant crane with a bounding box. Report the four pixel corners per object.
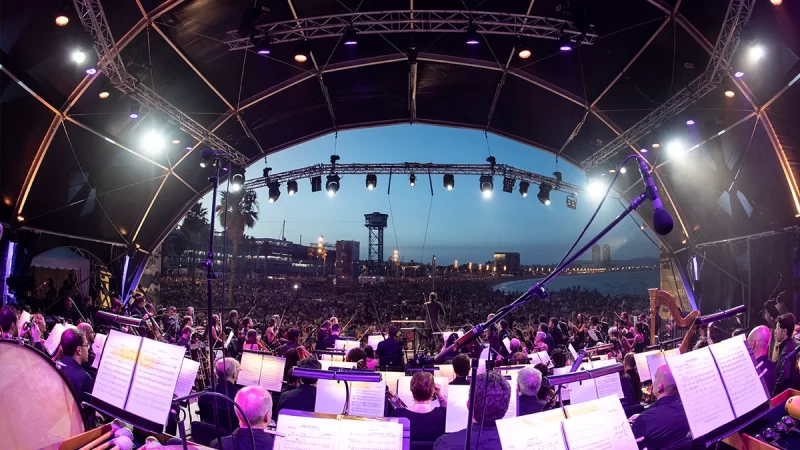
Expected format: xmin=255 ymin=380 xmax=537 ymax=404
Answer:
xmin=279 ymin=220 xmax=286 ymax=241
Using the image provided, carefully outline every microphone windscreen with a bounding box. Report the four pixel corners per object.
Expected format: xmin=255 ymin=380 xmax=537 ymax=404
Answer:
xmin=653 ymin=209 xmax=674 ymax=236
xmin=200 ymin=147 xmax=216 ymax=161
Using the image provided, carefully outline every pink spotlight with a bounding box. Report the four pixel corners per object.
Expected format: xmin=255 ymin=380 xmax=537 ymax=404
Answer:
xmin=686 ymin=119 xmax=695 ymax=125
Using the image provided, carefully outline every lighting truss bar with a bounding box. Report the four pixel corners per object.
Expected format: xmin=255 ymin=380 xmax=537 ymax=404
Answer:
xmin=244 ymin=163 xmax=582 ymax=196
xmin=580 ymin=0 xmax=756 ymax=171
xmin=223 ymin=10 xmax=597 ymax=49
xmin=72 ymin=0 xmax=249 ymax=166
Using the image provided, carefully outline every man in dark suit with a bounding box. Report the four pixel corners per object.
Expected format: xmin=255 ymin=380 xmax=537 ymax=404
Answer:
xmin=433 ymin=371 xmax=509 ymax=450
xmin=630 ymin=363 xmax=690 ymax=450
xmin=774 ymin=313 xmax=798 ymax=395
xmin=199 ymin=357 xmax=242 ymax=431
xmin=56 ymin=328 xmax=95 ymax=404
xmin=449 ymin=354 xmax=471 ymax=386
xmin=748 ymin=325 xmax=777 ymax=395
xmin=210 ymin=386 xmax=275 ymax=450
xmin=276 ymin=357 xmax=322 ymax=414
xmin=275 ymin=328 xmax=301 ymax=357
xmin=319 ymin=324 xmax=341 ymax=350
xmin=517 ymin=366 xmax=547 ymax=416
xmin=377 ymin=327 xmax=405 ymax=368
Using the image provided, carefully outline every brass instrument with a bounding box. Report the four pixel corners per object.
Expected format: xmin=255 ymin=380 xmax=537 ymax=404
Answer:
xmin=137 ymin=285 xmax=166 ymax=342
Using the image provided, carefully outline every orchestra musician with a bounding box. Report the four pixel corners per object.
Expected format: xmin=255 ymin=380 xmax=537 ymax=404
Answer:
xmin=376 ymin=327 xmax=404 ymax=368
xmin=319 ymin=324 xmax=340 ymax=350
xmin=225 ymin=310 xmax=239 ymax=337
xmin=423 ymin=292 xmax=445 ymax=353
xmin=0 ymin=306 xmax=43 ymax=352
xmin=176 ymin=326 xmax=193 ymax=353
xmin=55 ymin=328 xmax=95 ymax=406
xmin=316 ymin=320 xmax=331 ymax=347
xmin=162 ymin=306 xmax=179 ymax=342
xmin=110 ymin=297 xmax=123 ymax=314
xmin=129 ymin=294 xmax=148 ymax=318
xmin=264 ymin=316 xmax=281 ymax=349
xmin=186 ymin=306 xmax=196 ymax=324
xmin=209 ymin=314 xmax=224 ymax=349
xmin=275 ymin=328 xmax=301 ymax=357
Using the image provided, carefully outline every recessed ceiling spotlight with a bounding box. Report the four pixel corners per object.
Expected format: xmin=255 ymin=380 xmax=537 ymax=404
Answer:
xmin=724 ymin=90 xmax=735 ymax=98
xmin=98 ymin=91 xmax=110 ymax=99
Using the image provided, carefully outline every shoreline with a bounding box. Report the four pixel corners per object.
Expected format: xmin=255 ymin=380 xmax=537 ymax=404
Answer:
xmin=492 ymin=268 xmax=659 ymax=295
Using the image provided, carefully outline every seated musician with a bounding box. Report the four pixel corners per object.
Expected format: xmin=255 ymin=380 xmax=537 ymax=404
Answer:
xmin=346 ymin=347 xmax=368 ymax=368
xmin=56 ymin=329 xmax=95 ymax=406
xmin=433 ymin=372 xmax=510 ymax=450
xmin=533 ymin=363 xmax=553 ymax=405
xmin=629 ymin=363 xmax=690 ymax=450
xmin=129 ymin=294 xmax=148 ymax=318
xmin=517 ymin=366 xmax=546 ymax=416
xmin=747 ymin=325 xmax=776 ymax=394
xmin=276 ymin=357 xmax=322 ymax=414
xmin=364 ymin=345 xmax=378 ymax=370
xmin=391 ymin=371 xmax=448 ymax=443
xmin=376 ymin=327 xmax=405 ymax=368
xmin=773 ymin=313 xmax=798 ymax=396
xmin=0 ymin=306 xmax=43 ymax=352
xmin=199 ymin=357 xmax=241 ymax=430
xmin=162 ymin=306 xmax=179 ymax=341
xmin=176 ymin=326 xmax=193 ymax=353
xmin=225 ymin=310 xmax=239 ymax=336
xmin=450 ymin=354 xmax=470 ymax=385
xmin=76 ymin=322 xmax=97 ymax=375
xmin=210 ymin=386 xmax=275 ymax=450
xmin=242 ymin=330 xmax=261 ymax=352
xmin=110 ymin=297 xmax=123 ymax=314
xmin=181 ymin=315 xmax=194 ymax=330
xmin=319 ymin=323 xmax=341 ymax=350
xmin=533 ymin=332 xmax=548 ymax=354
xmin=275 ymin=328 xmax=300 ymax=356
xmin=622 ymin=352 xmax=642 ymax=404
xmin=61 ymin=295 xmax=82 ymax=324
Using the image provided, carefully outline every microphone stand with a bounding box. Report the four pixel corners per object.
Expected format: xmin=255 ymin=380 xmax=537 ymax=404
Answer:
xmin=434 ymin=191 xmax=651 ymax=450
xmin=204 ymin=158 xmax=224 ymax=444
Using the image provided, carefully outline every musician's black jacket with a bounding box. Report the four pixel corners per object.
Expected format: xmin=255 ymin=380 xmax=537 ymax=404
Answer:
xmin=774 ymin=337 xmax=798 ymax=396
xmin=376 ymin=337 xmax=404 ymax=367
xmin=57 ymin=355 xmax=95 ymax=405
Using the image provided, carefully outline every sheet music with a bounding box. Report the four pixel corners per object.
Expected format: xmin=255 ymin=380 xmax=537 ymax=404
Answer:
xmin=91 ymin=333 xmax=107 ymax=369
xmin=633 ymin=350 xmax=659 ymax=382
xmin=366 ymin=334 xmax=385 ymax=351
xmin=496 ymin=414 xmax=567 ymax=450
xmin=445 ymin=385 xmax=470 ymax=432
xmin=44 ymin=323 xmax=67 ymax=355
xmin=126 ymin=337 xmax=186 ymax=424
xmin=568 ymin=344 xmax=578 ymax=360
xmin=528 ymin=353 xmax=543 ymax=365
xmin=174 ymin=358 xmax=200 ymax=398
xmin=315 ymin=380 xmax=386 ymax=418
xmin=275 ymin=414 xmax=338 ymax=450
xmin=339 ymin=418 xmax=403 ymax=450
xmin=380 ymin=371 xmax=404 ymax=395
xmin=588 ymin=329 xmax=599 ymax=342
xmin=708 ymin=336 xmax=768 ymax=417
xmin=224 ymin=331 xmax=234 ymax=348
xmin=258 ymin=355 xmax=287 ymax=392
xmin=666 ymin=346 xmax=735 ymax=438
xmin=435 ymin=364 xmax=455 ymax=382
xmin=568 ymin=378 xmax=599 ymax=405
xmin=334 ymin=339 xmax=361 ymax=354
xmin=92 ymin=330 xmax=141 ymax=409
xmin=503 ymin=337 xmax=512 ymax=353
xmin=319 ymin=360 xmax=357 ymax=371
xmin=563 ymin=414 xmax=633 ymax=450
xmin=645 ymin=352 xmax=667 ymax=384
xmin=594 ymin=372 xmax=625 ymax=400
xmin=535 ymin=351 xmax=552 ymax=368
xmin=503 ymin=384 xmax=518 ymax=419
xmin=397 ymin=376 xmax=448 ymax=408
xmin=237 ymin=351 xmax=263 ymax=387
xmin=566 ymin=395 xmax=637 ymax=447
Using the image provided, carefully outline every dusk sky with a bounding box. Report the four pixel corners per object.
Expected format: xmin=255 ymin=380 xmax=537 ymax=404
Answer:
xmin=200 ymin=125 xmax=659 ymax=265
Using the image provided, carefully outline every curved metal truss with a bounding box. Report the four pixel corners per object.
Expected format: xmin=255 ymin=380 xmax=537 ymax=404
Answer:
xmin=223 ymin=10 xmax=598 ymax=49
xmin=244 ymin=162 xmax=582 ymax=196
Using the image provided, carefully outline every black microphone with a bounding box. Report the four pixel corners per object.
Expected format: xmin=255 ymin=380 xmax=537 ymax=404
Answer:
xmin=637 ymin=157 xmax=674 ymax=235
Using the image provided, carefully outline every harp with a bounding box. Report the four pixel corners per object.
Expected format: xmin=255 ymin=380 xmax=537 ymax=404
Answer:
xmin=648 ymin=289 xmax=700 ymax=353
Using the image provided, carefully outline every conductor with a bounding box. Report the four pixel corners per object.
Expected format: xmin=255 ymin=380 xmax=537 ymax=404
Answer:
xmin=423 ymin=292 xmax=445 ymax=354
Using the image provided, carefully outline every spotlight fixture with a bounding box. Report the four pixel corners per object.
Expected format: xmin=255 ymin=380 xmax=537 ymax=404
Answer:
xmin=465 ymin=23 xmax=480 ymax=45
xmin=771 ymin=0 xmax=782 ymax=5
xmin=128 ymin=102 xmax=140 ymax=119
xmin=343 ymin=26 xmax=359 ymax=46
xmin=479 ymin=175 xmax=493 ymax=198
xmin=609 ymin=167 xmax=617 ymax=174
xmin=16 ymin=215 xmax=25 ymax=222
xmin=268 ymin=181 xmax=281 ymax=203
xmin=255 ymin=37 xmax=271 ymax=55
xmin=640 ymin=225 xmax=646 ymax=230
xmin=287 ymin=180 xmax=298 ymax=195
xmin=365 ymin=174 xmax=377 ymax=190
xmin=171 ymin=139 xmax=180 ymax=145
xmin=566 ymin=194 xmax=577 ymax=210
xmin=734 ymin=71 xmax=745 ymax=78
xmin=294 ymin=44 xmax=309 ymax=63
xmin=619 ymin=166 xmax=627 ymax=174
xmin=85 ymin=68 xmax=97 ymax=75
xmin=516 ymin=39 xmax=531 ymax=59
xmin=537 ymin=183 xmax=552 ymax=206
xmin=443 ymin=174 xmax=454 ymax=190
xmin=311 ymin=176 xmax=322 ymax=192
xmin=140 ymin=130 xmax=165 ymax=154
xmin=231 ymin=173 xmax=245 ymax=192
xmin=640 ymin=148 xmax=648 ymax=153
xmin=519 ymin=181 xmax=530 ymax=197
xmin=651 ymin=143 xmax=660 ymax=149
xmin=724 ymin=90 xmax=735 ymax=98
xmin=326 ymin=174 xmax=341 ymax=196
xmin=409 ymin=174 xmax=416 ymax=187
xmin=748 ymin=45 xmax=764 ymax=62
xmin=55 ymin=14 xmax=69 ymax=27
xmin=502 ymin=177 xmax=515 ymax=193
xmin=587 ymin=179 xmax=606 ymax=199
xmin=558 ymin=33 xmax=573 ymax=52
xmin=98 ymin=91 xmax=110 ymax=99
xmin=686 ymin=119 xmax=695 ymax=126
xmin=200 ymin=161 xmax=207 ymax=168
xmin=71 ymin=49 xmax=86 ymax=64
xmin=666 ymin=140 xmax=685 ymax=159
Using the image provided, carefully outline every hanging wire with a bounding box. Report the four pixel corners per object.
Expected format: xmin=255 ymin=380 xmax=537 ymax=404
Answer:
xmin=333 ymin=132 xmax=338 ymax=156
xmin=419 ymin=195 xmax=434 ymax=262
xmin=484 ymin=131 xmax=492 ymax=156
xmin=387 ymin=194 xmax=400 ymax=254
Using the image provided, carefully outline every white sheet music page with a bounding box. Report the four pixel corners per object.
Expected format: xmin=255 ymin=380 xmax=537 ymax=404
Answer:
xmin=708 ymin=336 xmax=768 ymax=417
xmin=435 ymin=364 xmax=455 ymax=382
xmin=568 ymin=378 xmax=599 ymax=405
xmin=339 ymin=418 xmax=403 ymax=450
xmin=319 ymin=360 xmax=357 ymax=371
xmin=44 ymin=323 xmax=67 ymax=355
xmin=645 ymin=352 xmax=667 ymax=384
xmin=367 ymin=334 xmax=386 ymax=350
xmin=91 ymin=333 xmax=107 ymax=369
xmin=92 ymin=330 xmax=141 ymax=409
xmin=528 ymin=353 xmax=543 ymax=365
xmin=566 ymin=395 xmax=637 ymax=447
xmin=314 ymin=379 xmax=349 ymax=415
xmin=258 ymin=355 xmax=287 ymax=392
xmin=445 ymin=385 xmax=470 ymax=433
xmin=563 ymin=414 xmax=633 ymax=450
xmin=174 ymin=358 xmax=200 ymax=398
xmin=237 ymin=351 xmax=263 ymax=387
xmin=314 ymin=380 xmax=385 ymax=418
xmin=126 ymin=337 xmax=186 ymax=424
xmin=594 ymin=371 xmax=625 ymax=400
xmin=633 ymin=350 xmax=659 ymax=382
xmin=535 ymin=351 xmax=552 ymax=368
xmin=275 ymin=414 xmax=338 ymax=450
xmin=503 ymin=384 xmax=518 ymax=419
xmin=496 ymin=411 xmax=567 ymax=450
xmin=666 ymin=346 xmax=735 ymax=438
xmin=380 ymin=371 xmax=404 ymax=395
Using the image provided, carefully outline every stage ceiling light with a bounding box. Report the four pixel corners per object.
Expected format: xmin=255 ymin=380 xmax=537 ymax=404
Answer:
xmin=256 ymin=37 xmax=271 ymax=55
xmin=294 ymin=44 xmax=309 ymax=63
xmin=98 ymin=91 xmax=110 ymax=99
xmin=443 ymin=174 xmax=454 ymax=190
xmin=538 ymin=183 xmax=552 ymax=206
xmin=287 ymin=180 xmax=298 ymax=196
xmin=725 ymin=90 xmax=735 ymax=98
xmin=620 ymin=166 xmax=627 ymax=174
xmin=559 ymin=34 xmax=573 ymax=52
xmin=734 ymin=71 xmax=745 ymax=78
xmin=748 ymin=45 xmax=765 ymax=62
xmin=479 ymin=175 xmax=493 ymax=198
xmin=465 ymin=23 xmax=479 ymax=45
xmin=85 ymin=68 xmax=97 ymax=75
xmin=519 ymin=181 xmax=529 ymax=197
xmin=141 ymin=130 xmax=165 ymax=154
xmin=326 ymin=174 xmax=340 ymax=196
xmin=344 ymin=26 xmax=359 ymax=45
xmin=71 ymin=49 xmax=86 ymax=64
xmin=55 ymin=14 xmax=69 ymax=27
xmin=666 ymin=140 xmax=685 ymax=160
xmin=365 ymin=174 xmax=377 ymax=190
xmin=129 ymin=102 xmax=140 ymax=119
xmin=268 ymin=181 xmax=281 ymax=203
xmin=587 ymin=179 xmax=606 ymax=199
xmin=409 ymin=174 xmax=416 ymax=187
xmin=231 ymin=173 xmax=245 ymax=192
xmin=686 ymin=119 xmax=695 ymax=126
xmin=566 ymin=194 xmax=577 ymax=210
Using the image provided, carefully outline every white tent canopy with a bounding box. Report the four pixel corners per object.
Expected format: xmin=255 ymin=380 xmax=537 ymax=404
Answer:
xmin=31 ymin=247 xmax=89 ymax=297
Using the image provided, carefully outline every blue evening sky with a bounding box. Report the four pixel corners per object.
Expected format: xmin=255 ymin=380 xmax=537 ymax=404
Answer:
xmin=200 ymin=125 xmax=658 ymax=265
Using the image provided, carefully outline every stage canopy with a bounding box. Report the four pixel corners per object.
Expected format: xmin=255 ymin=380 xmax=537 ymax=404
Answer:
xmin=1 ymin=0 xmax=799 ymax=260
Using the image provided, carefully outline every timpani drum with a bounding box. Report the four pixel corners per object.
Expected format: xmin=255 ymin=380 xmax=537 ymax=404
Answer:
xmin=0 ymin=339 xmax=86 ymax=449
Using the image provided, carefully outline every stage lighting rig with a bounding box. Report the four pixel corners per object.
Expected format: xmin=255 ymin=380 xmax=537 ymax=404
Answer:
xmin=443 ymin=174 xmax=455 ymax=191
xmin=502 ymin=177 xmax=515 ymax=193
xmin=128 ymin=102 xmax=140 ymax=119
xmin=343 ymin=25 xmax=359 ymax=45
xmin=409 ymin=174 xmax=416 ymax=187
xmin=255 ymin=37 xmax=272 ymax=55
xmin=287 ymin=180 xmax=298 ymax=195
xmin=326 ymin=174 xmax=341 ymax=196
xmin=230 ymin=169 xmax=245 ymax=192
xmin=566 ymin=194 xmax=577 ymax=210
xmin=294 ymin=43 xmax=309 ymax=63
xmin=311 ymin=176 xmax=322 ymax=192
xmin=519 ymin=181 xmax=530 ymax=197
xmin=480 ymin=175 xmax=494 ymax=198
xmin=465 ymin=22 xmax=479 ymax=45
xmin=366 ymin=174 xmax=377 ymax=190
xmin=268 ymin=182 xmax=280 ymax=203
xmin=538 ymin=183 xmax=552 ymax=205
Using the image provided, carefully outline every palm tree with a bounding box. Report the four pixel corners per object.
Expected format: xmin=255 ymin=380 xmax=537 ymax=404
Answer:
xmin=182 ymin=202 xmax=209 ymax=284
xmin=216 ymin=189 xmax=259 ymax=306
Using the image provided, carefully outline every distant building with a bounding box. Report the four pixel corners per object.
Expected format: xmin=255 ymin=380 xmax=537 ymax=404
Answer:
xmin=592 ymin=245 xmax=601 ymax=266
xmin=494 ymin=252 xmax=521 ymax=274
xmin=602 ymin=244 xmax=611 ymax=267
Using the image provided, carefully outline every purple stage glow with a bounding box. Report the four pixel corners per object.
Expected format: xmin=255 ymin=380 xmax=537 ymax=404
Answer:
xmin=85 ymin=68 xmax=97 ymax=75
xmin=466 ymin=39 xmax=479 ymax=45
xmin=734 ymin=71 xmax=744 ymax=78
xmin=257 ymin=49 xmax=270 ymax=55
xmin=560 ymin=44 xmax=572 ymax=52
xmin=129 ymin=113 xmax=139 ymax=119
xmin=344 ymin=39 xmax=357 ymax=46
xmin=640 ymin=148 xmax=648 ymax=153
xmin=686 ymin=119 xmax=695 ymax=125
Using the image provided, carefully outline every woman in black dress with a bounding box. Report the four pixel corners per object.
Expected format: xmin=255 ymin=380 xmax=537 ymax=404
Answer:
xmin=391 ymin=372 xmax=447 ymax=443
